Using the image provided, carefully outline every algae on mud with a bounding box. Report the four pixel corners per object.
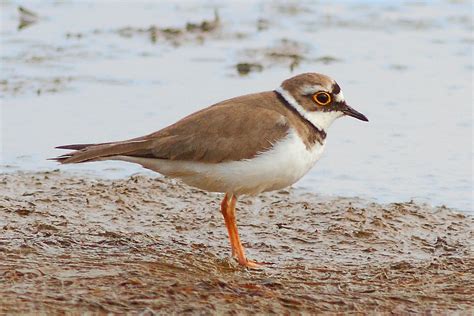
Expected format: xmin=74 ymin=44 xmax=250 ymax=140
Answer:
xmin=0 ymin=171 xmax=472 ymax=314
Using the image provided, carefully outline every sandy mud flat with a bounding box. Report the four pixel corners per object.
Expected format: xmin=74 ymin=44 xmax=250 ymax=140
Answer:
xmin=0 ymin=171 xmax=473 ymax=314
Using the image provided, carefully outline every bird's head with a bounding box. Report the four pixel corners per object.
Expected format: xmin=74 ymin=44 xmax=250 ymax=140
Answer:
xmin=276 ymin=72 xmax=368 ymax=131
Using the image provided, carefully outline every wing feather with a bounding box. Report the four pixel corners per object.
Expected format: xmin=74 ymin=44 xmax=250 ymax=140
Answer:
xmin=52 ymin=92 xmax=290 ymax=164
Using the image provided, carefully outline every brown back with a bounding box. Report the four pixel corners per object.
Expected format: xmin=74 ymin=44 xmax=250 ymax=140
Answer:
xmin=55 ymin=92 xmax=293 ymax=164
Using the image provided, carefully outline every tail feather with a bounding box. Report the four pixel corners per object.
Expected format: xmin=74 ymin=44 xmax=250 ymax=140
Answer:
xmin=51 ymin=139 xmax=154 ymax=164
xmin=55 ymin=143 xmax=106 ymax=150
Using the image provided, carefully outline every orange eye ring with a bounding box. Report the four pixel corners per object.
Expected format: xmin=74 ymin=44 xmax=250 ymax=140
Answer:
xmin=312 ymin=92 xmax=331 ymax=106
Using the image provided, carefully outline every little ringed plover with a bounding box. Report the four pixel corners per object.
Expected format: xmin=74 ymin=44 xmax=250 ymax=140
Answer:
xmin=53 ymin=72 xmax=368 ymax=268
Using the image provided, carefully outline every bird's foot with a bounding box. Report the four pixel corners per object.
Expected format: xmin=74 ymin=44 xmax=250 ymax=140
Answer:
xmin=243 ymin=260 xmax=264 ymax=269
xmin=238 ymin=258 xmax=273 ymax=269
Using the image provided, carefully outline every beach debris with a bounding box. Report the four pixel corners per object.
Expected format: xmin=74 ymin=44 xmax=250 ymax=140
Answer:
xmin=238 ymin=39 xmax=308 ymax=72
xmin=314 ymin=55 xmax=341 ymax=65
xmin=18 ymin=6 xmax=39 ymax=30
xmin=0 ymin=76 xmax=73 ymax=97
xmin=389 ymin=64 xmax=408 ymax=71
xmin=274 ymin=3 xmax=307 ymax=16
xmin=257 ymin=18 xmax=270 ymax=31
xmin=186 ymin=10 xmax=220 ymax=32
xmin=114 ymin=10 xmax=220 ymax=44
xmin=236 ymin=63 xmax=263 ymax=75
xmin=237 ymin=38 xmax=344 ymax=73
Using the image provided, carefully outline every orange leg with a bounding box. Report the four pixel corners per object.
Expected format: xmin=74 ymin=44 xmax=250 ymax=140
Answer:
xmin=220 ymin=194 xmax=237 ymax=258
xmin=220 ymin=193 xmax=263 ymax=268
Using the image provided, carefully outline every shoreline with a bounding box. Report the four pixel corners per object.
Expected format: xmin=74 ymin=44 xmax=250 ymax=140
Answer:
xmin=1 ymin=166 xmax=470 ymax=214
xmin=0 ymin=170 xmax=473 ymax=313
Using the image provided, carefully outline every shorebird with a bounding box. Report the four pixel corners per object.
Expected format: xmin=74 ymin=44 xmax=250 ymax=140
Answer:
xmin=53 ymin=72 xmax=368 ymax=268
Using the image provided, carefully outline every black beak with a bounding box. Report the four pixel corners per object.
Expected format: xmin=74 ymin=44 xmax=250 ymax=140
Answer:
xmin=342 ymin=104 xmax=369 ymax=122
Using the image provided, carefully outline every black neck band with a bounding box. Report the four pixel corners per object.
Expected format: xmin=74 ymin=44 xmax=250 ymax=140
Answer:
xmin=274 ymin=90 xmax=327 ymax=140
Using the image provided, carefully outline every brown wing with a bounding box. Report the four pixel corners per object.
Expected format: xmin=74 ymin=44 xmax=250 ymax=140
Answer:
xmin=53 ymin=91 xmax=290 ymax=164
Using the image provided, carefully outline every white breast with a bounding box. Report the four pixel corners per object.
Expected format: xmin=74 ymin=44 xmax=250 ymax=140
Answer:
xmin=111 ymin=129 xmax=325 ymax=196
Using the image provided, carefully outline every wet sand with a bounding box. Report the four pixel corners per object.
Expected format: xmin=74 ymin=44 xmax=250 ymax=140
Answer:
xmin=0 ymin=171 xmax=472 ymax=314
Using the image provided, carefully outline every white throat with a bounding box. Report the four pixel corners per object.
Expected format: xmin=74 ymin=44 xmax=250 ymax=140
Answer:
xmin=276 ymin=87 xmax=343 ymax=131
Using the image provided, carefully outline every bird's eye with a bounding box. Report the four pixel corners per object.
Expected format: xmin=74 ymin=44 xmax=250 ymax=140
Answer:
xmin=312 ymin=92 xmax=331 ymax=106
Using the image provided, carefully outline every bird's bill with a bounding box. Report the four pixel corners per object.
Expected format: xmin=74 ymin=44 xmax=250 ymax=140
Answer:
xmin=342 ymin=104 xmax=369 ymax=122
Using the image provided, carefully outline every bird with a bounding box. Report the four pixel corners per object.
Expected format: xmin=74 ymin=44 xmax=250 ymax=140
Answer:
xmin=52 ymin=72 xmax=368 ymax=268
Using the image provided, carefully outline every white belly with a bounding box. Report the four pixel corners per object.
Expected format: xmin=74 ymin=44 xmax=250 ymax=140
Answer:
xmin=111 ymin=129 xmax=325 ymax=196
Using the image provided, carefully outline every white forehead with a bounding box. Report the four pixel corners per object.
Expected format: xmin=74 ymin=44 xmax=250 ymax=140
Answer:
xmin=300 ymin=84 xmax=345 ymax=102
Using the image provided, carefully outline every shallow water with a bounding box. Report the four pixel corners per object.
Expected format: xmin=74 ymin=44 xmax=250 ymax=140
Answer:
xmin=1 ymin=0 xmax=472 ymax=213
